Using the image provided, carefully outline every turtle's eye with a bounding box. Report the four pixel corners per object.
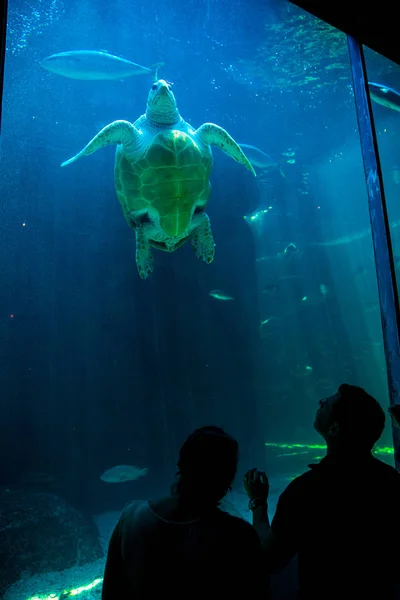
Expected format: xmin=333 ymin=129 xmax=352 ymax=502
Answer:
xmin=151 ymin=83 xmax=157 ymax=90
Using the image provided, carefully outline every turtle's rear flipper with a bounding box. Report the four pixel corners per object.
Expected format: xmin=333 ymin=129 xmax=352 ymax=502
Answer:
xmin=191 ymin=213 xmax=215 ymax=264
xmin=135 ymin=225 xmax=154 ymax=279
xmin=195 ymin=123 xmax=256 ymax=176
xmin=61 ymin=120 xmax=141 ymax=167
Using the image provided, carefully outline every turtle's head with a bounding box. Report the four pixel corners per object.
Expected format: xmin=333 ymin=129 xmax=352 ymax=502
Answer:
xmin=146 ymin=79 xmax=180 ymax=125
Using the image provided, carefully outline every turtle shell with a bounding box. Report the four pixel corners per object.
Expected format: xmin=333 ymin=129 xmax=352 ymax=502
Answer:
xmin=114 ymin=129 xmax=212 ymax=237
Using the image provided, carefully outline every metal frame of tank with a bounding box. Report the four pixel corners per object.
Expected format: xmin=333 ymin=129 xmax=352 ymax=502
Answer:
xmin=347 ymin=38 xmax=400 ymax=471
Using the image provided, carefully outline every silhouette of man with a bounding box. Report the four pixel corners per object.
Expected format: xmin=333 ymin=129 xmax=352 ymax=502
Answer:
xmin=102 ymin=426 xmax=265 ymax=600
xmin=245 ymin=384 xmax=400 ymax=599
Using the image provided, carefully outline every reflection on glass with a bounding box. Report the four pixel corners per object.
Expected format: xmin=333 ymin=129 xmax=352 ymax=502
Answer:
xmin=364 ymin=46 xmax=400 ymax=293
xmin=0 ymin=2 xmax=395 ymax=599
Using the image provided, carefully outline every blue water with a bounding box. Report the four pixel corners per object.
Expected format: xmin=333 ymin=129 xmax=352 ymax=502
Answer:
xmin=1 ymin=0 xmax=400 ymax=597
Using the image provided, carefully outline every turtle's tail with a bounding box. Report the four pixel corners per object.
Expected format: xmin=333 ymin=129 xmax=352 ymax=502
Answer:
xmin=152 ymin=62 xmax=165 ymax=81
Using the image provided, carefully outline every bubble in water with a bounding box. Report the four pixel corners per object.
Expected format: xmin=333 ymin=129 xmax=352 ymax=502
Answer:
xmin=6 ymin=0 xmax=65 ymax=55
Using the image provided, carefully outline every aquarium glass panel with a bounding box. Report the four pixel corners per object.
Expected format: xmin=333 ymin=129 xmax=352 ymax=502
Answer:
xmin=0 ymin=1 xmax=394 ymax=598
xmin=364 ymin=47 xmax=400 ymax=297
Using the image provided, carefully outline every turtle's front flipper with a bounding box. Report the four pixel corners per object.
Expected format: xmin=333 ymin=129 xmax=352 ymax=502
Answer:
xmin=191 ymin=213 xmax=215 ymax=264
xmin=135 ymin=224 xmax=154 ymax=279
xmin=195 ymin=123 xmax=256 ymax=176
xmin=61 ymin=121 xmax=141 ymax=167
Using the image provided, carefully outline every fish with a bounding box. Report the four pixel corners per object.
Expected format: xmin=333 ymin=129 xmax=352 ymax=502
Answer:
xmin=283 ymin=242 xmax=297 ymax=255
xmin=40 ymin=50 xmax=164 ymax=81
xmin=259 ymin=316 xmax=281 ymax=330
xmin=368 ymin=82 xmax=400 ymax=112
xmin=391 ymin=165 xmax=400 ymax=186
xmin=319 ymin=284 xmax=328 ymax=296
xmin=260 ymin=317 xmax=273 ymax=328
xmin=238 ymin=144 xmax=285 ymax=176
xmin=209 ymin=290 xmax=234 ymax=301
xmin=261 ymin=282 xmax=279 ymax=293
xmin=100 ymin=465 xmax=149 ymax=483
xmin=354 ymin=265 xmax=368 ymax=278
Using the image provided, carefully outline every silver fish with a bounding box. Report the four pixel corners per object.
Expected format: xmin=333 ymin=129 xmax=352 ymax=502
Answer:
xmin=40 ymin=50 xmax=164 ymax=81
xmin=100 ymin=465 xmax=149 ymax=483
xmin=368 ymin=82 xmax=400 ymax=112
xmin=391 ymin=165 xmax=400 ymax=186
xmin=238 ymin=144 xmax=285 ymax=177
xmin=238 ymin=144 xmax=278 ymax=169
xmin=209 ymin=290 xmax=234 ymax=301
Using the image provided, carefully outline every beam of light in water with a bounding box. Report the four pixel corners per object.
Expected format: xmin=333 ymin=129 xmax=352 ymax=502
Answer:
xmin=265 ymin=441 xmax=394 ymax=456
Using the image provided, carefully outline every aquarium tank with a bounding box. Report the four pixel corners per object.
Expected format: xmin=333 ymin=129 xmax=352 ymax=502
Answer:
xmin=0 ymin=0 xmax=399 ymax=598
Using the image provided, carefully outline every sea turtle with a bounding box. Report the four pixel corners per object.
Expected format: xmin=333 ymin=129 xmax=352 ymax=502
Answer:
xmin=61 ymin=79 xmax=256 ymax=279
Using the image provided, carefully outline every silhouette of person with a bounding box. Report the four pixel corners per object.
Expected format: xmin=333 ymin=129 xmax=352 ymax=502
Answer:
xmin=102 ymin=426 xmax=265 ymax=600
xmin=244 ymin=384 xmax=400 ymax=599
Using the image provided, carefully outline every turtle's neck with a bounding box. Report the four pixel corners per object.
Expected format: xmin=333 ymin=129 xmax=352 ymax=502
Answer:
xmin=146 ymin=103 xmax=182 ymax=126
